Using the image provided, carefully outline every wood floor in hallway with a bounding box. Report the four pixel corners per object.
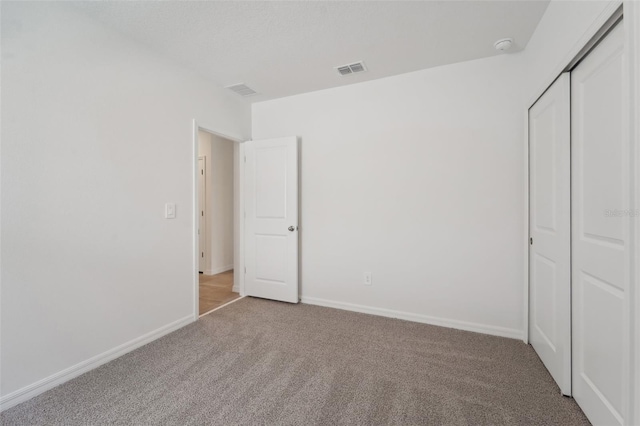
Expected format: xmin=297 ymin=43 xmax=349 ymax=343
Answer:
xmin=199 ymin=270 xmax=240 ymax=315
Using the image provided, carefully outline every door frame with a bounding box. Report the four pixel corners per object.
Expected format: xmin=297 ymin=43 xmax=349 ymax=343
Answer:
xmin=523 ymin=3 xmax=639 ymax=423
xmin=192 ymin=120 xmax=247 ymax=321
xmin=631 ymin=3 xmax=640 ymax=423
xmin=198 ymin=156 xmax=207 ymax=273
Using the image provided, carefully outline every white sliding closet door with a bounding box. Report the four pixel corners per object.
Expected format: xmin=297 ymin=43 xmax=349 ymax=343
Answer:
xmin=528 ymin=73 xmax=571 ymax=396
xmin=571 ymin=22 xmax=630 ymax=426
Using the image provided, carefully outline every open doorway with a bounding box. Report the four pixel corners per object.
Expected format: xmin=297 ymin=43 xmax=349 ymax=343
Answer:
xmin=197 ymin=128 xmax=241 ymax=315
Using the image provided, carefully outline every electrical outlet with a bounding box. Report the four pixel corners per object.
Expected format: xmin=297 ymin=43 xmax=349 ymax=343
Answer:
xmin=364 ymin=272 xmax=372 ymax=286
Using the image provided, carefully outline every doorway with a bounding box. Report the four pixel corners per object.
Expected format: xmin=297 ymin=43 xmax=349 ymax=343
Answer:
xmin=196 ymin=127 xmax=242 ymax=316
xmin=192 ymin=125 xmax=300 ymax=316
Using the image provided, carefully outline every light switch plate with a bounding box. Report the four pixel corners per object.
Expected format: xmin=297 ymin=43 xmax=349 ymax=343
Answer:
xmin=165 ymin=203 xmax=176 ymax=219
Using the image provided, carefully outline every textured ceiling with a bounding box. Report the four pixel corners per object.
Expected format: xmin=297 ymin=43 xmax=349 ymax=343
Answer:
xmin=72 ymin=1 xmax=549 ymax=103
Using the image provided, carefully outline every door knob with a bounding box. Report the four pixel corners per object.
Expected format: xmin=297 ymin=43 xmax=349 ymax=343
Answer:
xmin=288 ymin=226 xmax=295 ymax=232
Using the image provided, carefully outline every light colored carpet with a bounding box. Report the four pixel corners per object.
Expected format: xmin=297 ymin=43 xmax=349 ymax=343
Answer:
xmin=1 ymin=297 xmax=589 ymax=425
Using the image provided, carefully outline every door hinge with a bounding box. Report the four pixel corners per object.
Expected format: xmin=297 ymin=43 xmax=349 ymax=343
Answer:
xmin=530 ymin=237 xmax=533 ymax=245
xmin=244 ymin=267 xmax=247 ymax=274
xmin=244 ymin=155 xmax=246 ymax=163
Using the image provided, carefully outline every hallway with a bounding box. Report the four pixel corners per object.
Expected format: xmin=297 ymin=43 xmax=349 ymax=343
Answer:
xmin=199 ymin=270 xmax=239 ymax=315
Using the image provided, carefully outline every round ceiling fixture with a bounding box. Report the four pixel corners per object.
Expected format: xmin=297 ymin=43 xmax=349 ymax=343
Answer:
xmin=494 ymin=38 xmax=513 ymax=52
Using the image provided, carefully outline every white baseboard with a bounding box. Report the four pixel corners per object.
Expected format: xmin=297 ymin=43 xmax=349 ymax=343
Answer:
xmin=232 ymin=285 xmax=239 ymax=293
xmin=0 ymin=315 xmax=194 ymax=412
xmin=204 ymin=264 xmax=234 ymax=276
xmin=300 ymin=296 xmax=524 ymax=340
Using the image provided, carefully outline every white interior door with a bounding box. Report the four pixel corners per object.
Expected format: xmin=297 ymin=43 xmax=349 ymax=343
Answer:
xmin=244 ymin=137 xmax=298 ymax=303
xmin=572 ymin=22 xmax=630 ymax=426
xmin=528 ymin=72 xmax=571 ymax=396
xmin=198 ymin=157 xmax=206 ymax=273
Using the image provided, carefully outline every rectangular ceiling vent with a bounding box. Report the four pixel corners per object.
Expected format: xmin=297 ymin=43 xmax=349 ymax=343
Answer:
xmin=226 ymin=83 xmax=257 ymax=97
xmin=335 ymin=61 xmax=367 ymax=76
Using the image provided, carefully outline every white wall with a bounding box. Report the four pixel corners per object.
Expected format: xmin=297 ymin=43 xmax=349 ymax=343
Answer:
xmin=198 ymin=131 xmax=235 ymax=275
xmin=253 ymin=54 xmax=526 ymax=338
xmin=0 ymin=1 xmax=250 ymax=406
xmin=251 ymin=0 xmax=624 ymax=344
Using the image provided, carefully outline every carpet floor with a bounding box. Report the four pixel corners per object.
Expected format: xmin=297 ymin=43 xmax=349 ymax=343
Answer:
xmin=1 ymin=297 xmax=589 ymax=425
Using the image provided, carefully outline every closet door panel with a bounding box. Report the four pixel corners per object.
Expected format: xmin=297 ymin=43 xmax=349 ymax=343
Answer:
xmin=572 ymin=22 xmax=629 ymax=426
xmin=528 ymin=72 xmax=571 ymax=396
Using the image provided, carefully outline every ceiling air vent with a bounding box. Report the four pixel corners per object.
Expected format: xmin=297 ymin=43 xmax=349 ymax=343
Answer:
xmin=226 ymin=83 xmax=257 ymax=97
xmin=335 ymin=61 xmax=367 ymax=76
